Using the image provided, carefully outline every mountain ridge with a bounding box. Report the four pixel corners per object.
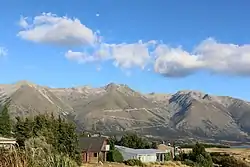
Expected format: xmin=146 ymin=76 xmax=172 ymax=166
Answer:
xmin=1 ymin=80 xmax=250 ymax=142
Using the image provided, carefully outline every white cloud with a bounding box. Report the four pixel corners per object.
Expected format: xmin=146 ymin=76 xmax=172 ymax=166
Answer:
xmin=65 ymin=41 xmax=154 ymax=69
xmin=19 ymin=16 xmax=29 ymax=28
xmin=154 ymin=38 xmax=250 ymax=77
xmin=111 ymin=41 xmax=152 ymax=69
xmin=16 ymin=13 xmax=250 ymax=77
xmin=0 ymin=47 xmax=8 ymax=57
xmin=17 ymin=13 xmax=96 ymax=46
xmin=65 ymin=50 xmax=98 ymax=63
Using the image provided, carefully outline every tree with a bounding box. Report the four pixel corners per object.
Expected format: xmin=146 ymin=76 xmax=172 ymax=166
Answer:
xmin=0 ymin=102 xmax=12 ymax=137
xmin=151 ymin=141 xmax=158 ymax=149
xmin=108 ymin=136 xmax=118 ymax=150
xmin=13 ymin=114 xmax=81 ymax=164
xmin=189 ymin=143 xmax=213 ymax=167
xmin=14 ymin=117 xmax=33 ymax=147
xmin=107 ymin=149 xmax=124 ymax=162
xmin=118 ymin=133 xmax=151 ymax=149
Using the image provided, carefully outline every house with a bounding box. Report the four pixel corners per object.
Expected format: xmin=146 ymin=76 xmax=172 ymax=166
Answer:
xmin=157 ymin=144 xmax=174 ymax=159
xmin=115 ymin=145 xmax=166 ymax=163
xmin=79 ymin=137 xmax=110 ymax=163
xmin=0 ymin=137 xmax=17 ymax=150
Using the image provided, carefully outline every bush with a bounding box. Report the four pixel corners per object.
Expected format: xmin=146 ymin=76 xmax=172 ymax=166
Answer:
xmin=182 ymin=159 xmax=196 ymax=166
xmin=210 ymin=152 xmax=230 ymax=157
xmin=180 ymin=143 xmax=230 ymax=148
xmin=107 ymin=149 xmax=124 ymax=163
xmin=211 ymin=155 xmax=249 ymax=167
xmin=164 ymin=152 xmax=171 ymax=161
xmin=124 ymin=159 xmax=144 ymax=167
xmin=175 ymin=143 xmax=213 ymax=167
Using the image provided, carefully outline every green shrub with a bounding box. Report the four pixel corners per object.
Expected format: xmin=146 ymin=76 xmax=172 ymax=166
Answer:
xmin=211 ymin=155 xmax=249 ymax=167
xmin=164 ymin=152 xmax=171 ymax=161
xmin=107 ymin=149 xmax=124 ymax=163
xmin=182 ymin=159 xmax=196 ymax=166
xmin=180 ymin=143 xmax=230 ymax=148
xmin=124 ymin=159 xmax=144 ymax=166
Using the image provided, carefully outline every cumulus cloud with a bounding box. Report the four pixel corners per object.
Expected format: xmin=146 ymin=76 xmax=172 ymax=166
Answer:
xmin=65 ymin=50 xmax=98 ymax=63
xmin=154 ymin=38 xmax=250 ymax=77
xmin=111 ymin=42 xmax=152 ymax=69
xmin=17 ymin=13 xmax=250 ymax=77
xmin=65 ymin=41 xmax=154 ymax=69
xmin=17 ymin=13 xmax=96 ymax=46
xmin=0 ymin=47 xmax=8 ymax=57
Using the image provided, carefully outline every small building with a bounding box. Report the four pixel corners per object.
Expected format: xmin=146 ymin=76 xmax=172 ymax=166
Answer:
xmin=0 ymin=137 xmax=17 ymax=150
xmin=157 ymin=144 xmax=174 ymax=159
xmin=79 ymin=137 xmax=110 ymax=163
xmin=115 ymin=145 xmax=166 ymax=163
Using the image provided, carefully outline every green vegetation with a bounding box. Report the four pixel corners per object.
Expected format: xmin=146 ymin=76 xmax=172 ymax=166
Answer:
xmin=110 ymin=133 xmax=154 ymax=149
xmin=124 ymin=159 xmax=145 ymax=167
xmin=0 ymin=102 xmax=81 ymax=167
xmin=13 ymin=114 xmax=81 ymax=164
xmin=164 ymin=152 xmax=171 ymax=161
xmin=0 ymin=101 xmax=12 ymax=137
xmin=175 ymin=142 xmax=213 ymax=167
xmin=1 ymin=102 xmax=248 ymax=167
xmin=107 ymin=149 xmax=124 ymax=163
xmin=180 ymin=143 xmax=230 ymax=148
xmin=107 ymin=136 xmax=124 ymax=163
xmin=175 ymin=142 xmax=249 ymax=167
xmin=211 ymin=153 xmax=249 ymax=167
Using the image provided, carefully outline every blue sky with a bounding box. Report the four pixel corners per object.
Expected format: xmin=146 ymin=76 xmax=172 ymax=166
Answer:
xmin=1 ymin=0 xmax=250 ymax=100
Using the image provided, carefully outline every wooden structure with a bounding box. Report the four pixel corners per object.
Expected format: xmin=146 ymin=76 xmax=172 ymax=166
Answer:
xmin=79 ymin=137 xmax=110 ymax=163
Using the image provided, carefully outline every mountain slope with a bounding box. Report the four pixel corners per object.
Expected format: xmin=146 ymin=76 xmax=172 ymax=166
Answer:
xmin=165 ymin=91 xmax=248 ymax=140
xmin=1 ymin=81 xmax=250 ymax=141
xmin=68 ymin=83 xmax=171 ymax=133
xmin=0 ymin=81 xmax=74 ymax=117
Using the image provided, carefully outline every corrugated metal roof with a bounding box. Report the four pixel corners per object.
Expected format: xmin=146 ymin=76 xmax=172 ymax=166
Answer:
xmin=115 ymin=145 xmax=166 ymax=155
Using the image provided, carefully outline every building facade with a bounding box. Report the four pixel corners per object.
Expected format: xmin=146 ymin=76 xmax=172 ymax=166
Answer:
xmin=115 ymin=145 xmax=166 ymax=163
xmin=79 ymin=137 xmax=110 ymax=163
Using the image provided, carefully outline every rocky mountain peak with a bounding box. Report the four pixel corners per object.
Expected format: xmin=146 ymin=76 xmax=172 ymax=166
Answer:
xmin=174 ymin=90 xmax=215 ymax=102
xmin=15 ymin=80 xmax=36 ymax=87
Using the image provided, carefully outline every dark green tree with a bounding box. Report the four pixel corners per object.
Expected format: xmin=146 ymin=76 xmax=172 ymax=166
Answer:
xmin=151 ymin=141 xmax=158 ymax=149
xmin=107 ymin=149 xmax=124 ymax=163
xmin=13 ymin=114 xmax=81 ymax=164
xmin=119 ymin=133 xmax=151 ymax=149
xmin=108 ymin=136 xmax=118 ymax=150
xmin=189 ymin=142 xmax=213 ymax=167
xmin=14 ymin=117 xmax=33 ymax=147
xmin=0 ymin=102 xmax=12 ymax=137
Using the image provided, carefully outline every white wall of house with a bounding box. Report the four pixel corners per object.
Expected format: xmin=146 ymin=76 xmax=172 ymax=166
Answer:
xmin=137 ymin=154 xmax=157 ymax=163
xmin=115 ymin=145 xmax=166 ymax=163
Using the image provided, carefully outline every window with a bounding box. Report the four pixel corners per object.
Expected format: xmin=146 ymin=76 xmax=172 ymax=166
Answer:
xmin=94 ymin=153 xmax=98 ymax=157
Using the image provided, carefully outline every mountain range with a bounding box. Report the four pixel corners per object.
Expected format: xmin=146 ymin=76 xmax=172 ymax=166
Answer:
xmin=1 ymin=80 xmax=250 ymax=142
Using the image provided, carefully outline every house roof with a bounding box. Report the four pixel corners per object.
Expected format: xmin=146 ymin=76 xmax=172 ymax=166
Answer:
xmin=115 ymin=145 xmax=166 ymax=155
xmin=157 ymin=144 xmax=173 ymax=151
xmin=79 ymin=137 xmax=107 ymax=152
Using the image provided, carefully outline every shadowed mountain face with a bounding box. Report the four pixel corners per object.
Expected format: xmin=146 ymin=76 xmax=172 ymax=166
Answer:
xmin=1 ymin=81 xmax=250 ymax=141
